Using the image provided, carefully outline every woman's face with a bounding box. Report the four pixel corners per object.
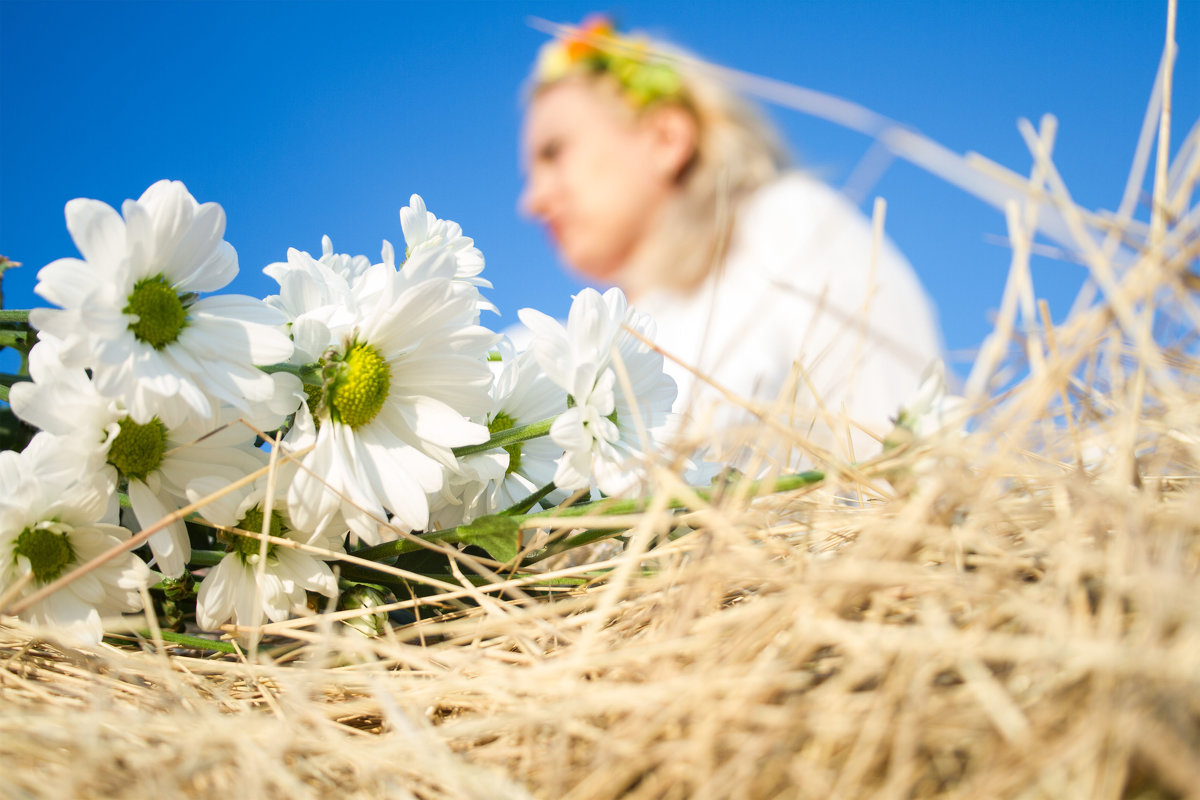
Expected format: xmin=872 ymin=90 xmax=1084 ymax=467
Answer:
xmin=521 ymin=81 xmax=678 ymax=283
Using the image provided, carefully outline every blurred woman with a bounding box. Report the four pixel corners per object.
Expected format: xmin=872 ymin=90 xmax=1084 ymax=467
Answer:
xmin=521 ymin=17 xmax=943 ymax=466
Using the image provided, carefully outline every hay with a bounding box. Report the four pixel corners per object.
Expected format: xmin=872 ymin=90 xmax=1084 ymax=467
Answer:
xmin=3 ymin=12 xmax=1199 ymax=800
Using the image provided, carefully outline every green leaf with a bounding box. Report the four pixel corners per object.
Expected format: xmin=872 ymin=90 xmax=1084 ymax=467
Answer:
xmin=457 ymin=514 xmax=521 ymax=563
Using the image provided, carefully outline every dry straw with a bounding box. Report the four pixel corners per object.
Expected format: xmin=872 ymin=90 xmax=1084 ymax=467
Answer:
xmin=3 ymin=7 xmax=1199 ymax=799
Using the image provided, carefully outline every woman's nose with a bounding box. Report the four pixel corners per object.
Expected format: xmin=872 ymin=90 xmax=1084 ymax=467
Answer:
xmin=520 ymin=170 xmax=550 ymax=220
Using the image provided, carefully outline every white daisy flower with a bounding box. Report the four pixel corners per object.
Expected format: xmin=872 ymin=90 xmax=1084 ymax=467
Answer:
xmin=272 ymin=246 xmax=497 ymax=545
xmin=886 ymin=360 xmax=967 ymax=443
xmin=10 ymin=342 xmax=283 ymax=578
xmin=518 ymin=288 xmax=677 ymax=496
xmin=882 ymin=360 xmax=968 ymax=495
xmin=126 ymin=407 xmax=287 ymax=579
xmin=264 ymin=247 xmax=360 ymax=366
xmin=427 ymin=449 xmax=510 ymax=531
xmin=29 ymin=179 xmax=295 ymax=427
xmin=480 ymin=344 xmax=569 ymax=510
xmin=399 ymin=195 xmax=497 ymax=318
xmin=9 ymin=338 xmax=125 ymax=472
xmin=317 ymin=234 xmax=372 ymax=285
xmin=429 ymin=342 xmax=567 ymax=528
xmin=194 ymin=502 xmax=338 ymax=633
xmin=0 ymin=434 xmax=151 ymax=646
xmin=400 ymin=194 xmax=489 ymax=287
xmin=187 ymin=453 xmax=346 ymax=553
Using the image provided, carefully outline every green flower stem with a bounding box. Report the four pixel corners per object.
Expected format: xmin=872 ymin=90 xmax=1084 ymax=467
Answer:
xmin=0 ymin=371 xmax=33 ymax=402
xmin=452 ymin=416 xmax=555 ymax=459
xmin=521 ymin=527 xmax=628 ymax=565
xmin=0 ymin=309 xmax=34 ymax=374
xmin=511 ymin=470 xmax=820 ymax=525
xmin=259 ymin=361 xmax=324 ymax=386
xmin=348 ymin=528 xmax=471 ymax=563
xmin=0 ymin=330 xmax=31 ymax=351
xmin=518 ymin=471 xmax=825 ymax=563
xmin=133 ymin=629 xmax=238 ymax=654
xmin=518 ymin=470 xmax=823 ymax=523
xmin=347 ymin=470 xmax=824 ymax=567
xmin=335 ymin=563 xmax=495 ymax=588
xmin=334 ymin=567 xmax=583 ymax=594
xmin=188 ymin=549 xmax=225 ymax=567
xmin=500 ymin=481 xmax=557 ymax=516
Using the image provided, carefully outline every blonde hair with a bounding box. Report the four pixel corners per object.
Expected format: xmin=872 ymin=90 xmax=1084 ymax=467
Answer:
xmin=530 ymin=33 xmax=789 ymax=296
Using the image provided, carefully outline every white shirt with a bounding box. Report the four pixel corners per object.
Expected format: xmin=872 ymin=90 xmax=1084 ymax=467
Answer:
xmin=635 ymin=173 xmax=943 ymax=465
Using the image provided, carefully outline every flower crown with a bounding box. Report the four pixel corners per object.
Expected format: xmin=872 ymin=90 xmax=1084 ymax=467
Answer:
xmin=534 ymin=15 xmax=685 ymax=108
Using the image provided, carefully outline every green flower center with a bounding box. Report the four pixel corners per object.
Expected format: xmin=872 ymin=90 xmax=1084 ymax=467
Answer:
xmin=488 ymin=411 xmax=522 ymax=474
xmin=107 ymin=417 xmax=169 ymax=482
xmin=14 ymin=524 xmax=76 ymax=584
xmin=303 ymin=383 xmax=325 ymax=429
xmin=325 ymin=342 xmax=391 ymax=429
xmin=225 ymin=506 xmax=286 ymax=563
xmin=123 ymin=274 xmax=188 ymax=349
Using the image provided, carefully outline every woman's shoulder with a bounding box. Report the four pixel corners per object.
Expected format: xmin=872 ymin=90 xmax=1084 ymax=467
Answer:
xmin=732 ymin=171 xmax=912 ymax=283
xmin=745 ymin=171 xmax=844 ymax=210
xmin=725 ymin=171 xmax=941 ymax=340
xmin=737 ymin=172 xmax=871 ymax=245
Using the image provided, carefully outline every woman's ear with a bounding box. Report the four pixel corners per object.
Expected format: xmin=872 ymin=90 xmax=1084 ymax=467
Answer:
xmin=645 ymin=105 xmax=698 ymax=181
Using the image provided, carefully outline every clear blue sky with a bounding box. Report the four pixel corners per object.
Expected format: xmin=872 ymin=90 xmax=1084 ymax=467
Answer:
xmin=1 ymin=1 xmax=1193 ymax=377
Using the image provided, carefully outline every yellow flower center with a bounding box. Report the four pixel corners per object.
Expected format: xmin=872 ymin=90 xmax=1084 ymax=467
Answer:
xmin=124 ymin=274 xmax=188 ymax=349
xmin=326 ymin=343 xmax=391 ymax=429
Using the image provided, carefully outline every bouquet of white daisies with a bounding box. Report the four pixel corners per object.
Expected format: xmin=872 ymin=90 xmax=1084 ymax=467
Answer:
xmin=0 ymin=180 xmax=713 ymax=646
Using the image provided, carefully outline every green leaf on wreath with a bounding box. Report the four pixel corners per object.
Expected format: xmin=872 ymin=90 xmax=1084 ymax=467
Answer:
xmin=457 ymin=514 xmax=521 ymax=564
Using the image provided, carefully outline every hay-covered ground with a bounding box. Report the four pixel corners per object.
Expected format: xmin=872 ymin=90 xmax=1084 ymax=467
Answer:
xmin=2 ymin=18 xmax=1199 ymax=800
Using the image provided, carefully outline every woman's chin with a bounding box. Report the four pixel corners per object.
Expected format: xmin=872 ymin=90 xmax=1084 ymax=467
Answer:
xmin=565 ymin=255 xmax=625 ymax=286
xmin=557 ymin=239 xmax=627 ymax=284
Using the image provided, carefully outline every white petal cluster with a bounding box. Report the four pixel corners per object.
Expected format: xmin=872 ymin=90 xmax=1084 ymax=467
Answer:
xmin=0 ymin=435 xmax=150 ymax=645
xmin=11 ymin=341 xmax=279 ymax=578
xmin=429 ymin=341 xmax=566 ymax=527
xmin=194 ymin=501 xmax=338 ymax=633
xmin=519 ymin=288 xmax=677 ymax=496
xmin=400 ymin=194 xmax=489 ymax=287
xmin=883 ymin=360 xmax=968 ymax=494
xmin=267 ymin=224 xmax=498 ymax=545
xmin=195 ymin=545 xmax=337 ymax=633
xmin=30 ymin=180 xmax=295 ymax=427
xmin=483 ymin=346 xmax=567 ymax=509
xmin=9 ymin=339 xmax=125 ymax=464
xmin=128 ymin=408 xmax=272 ymax=577
xmin=893 ymin=360 xmax=966 ymax=440
xmin=317 ymin=235 xmax=373 ymax=285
